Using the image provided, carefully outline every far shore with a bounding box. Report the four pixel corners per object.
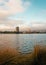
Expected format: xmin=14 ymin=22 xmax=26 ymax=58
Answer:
xmin=0 ymin=31 xmax=46 ymax=34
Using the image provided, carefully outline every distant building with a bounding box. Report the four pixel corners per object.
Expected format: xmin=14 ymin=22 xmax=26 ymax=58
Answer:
xmin=16 ymin=27 xmax=19 ymax=33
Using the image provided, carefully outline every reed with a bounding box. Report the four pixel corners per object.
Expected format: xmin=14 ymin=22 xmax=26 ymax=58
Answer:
xmin=0 ymin=45 xmax=46 ymax=65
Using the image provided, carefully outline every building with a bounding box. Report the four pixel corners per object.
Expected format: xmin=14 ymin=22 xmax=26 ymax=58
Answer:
xmin=16 ymin=27 xmax=19 ymax=33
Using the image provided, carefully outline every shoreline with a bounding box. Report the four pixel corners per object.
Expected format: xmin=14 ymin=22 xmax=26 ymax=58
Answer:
xmin=0 ymin=32 xmax=46 ymax=34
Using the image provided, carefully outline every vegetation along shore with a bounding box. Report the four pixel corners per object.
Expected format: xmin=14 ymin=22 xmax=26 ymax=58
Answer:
xmin=0 ymin=45 xmax=46 ymax=65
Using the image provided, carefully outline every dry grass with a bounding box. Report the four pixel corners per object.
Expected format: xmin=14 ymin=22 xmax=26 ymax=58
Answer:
xmin=0 ymin=45 xmax=46 ymax=65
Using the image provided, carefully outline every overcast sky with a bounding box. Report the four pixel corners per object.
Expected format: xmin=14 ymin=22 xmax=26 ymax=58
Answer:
xmin=0 ymin=0 xmax=46 ymax=29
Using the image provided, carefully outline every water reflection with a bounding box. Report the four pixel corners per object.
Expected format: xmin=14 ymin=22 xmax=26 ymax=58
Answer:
xmin=15 ymin=34 xmax=20 ymax=51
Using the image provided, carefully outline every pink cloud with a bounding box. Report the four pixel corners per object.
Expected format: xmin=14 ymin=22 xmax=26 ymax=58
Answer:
xmin=0 ymin=0 xmax=30 ymax=18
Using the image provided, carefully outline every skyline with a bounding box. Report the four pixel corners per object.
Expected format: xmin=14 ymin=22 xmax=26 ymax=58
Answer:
xmin=0 ymin=0 xmax=46 ymax=29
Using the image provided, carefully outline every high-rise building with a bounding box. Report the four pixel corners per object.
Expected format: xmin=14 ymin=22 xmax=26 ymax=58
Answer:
xmin=16 ymin=27 xmax=19 ymax=33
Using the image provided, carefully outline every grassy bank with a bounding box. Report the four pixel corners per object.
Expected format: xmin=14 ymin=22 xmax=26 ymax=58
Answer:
xmin=0 ymin=45 xmax=46 ymax=65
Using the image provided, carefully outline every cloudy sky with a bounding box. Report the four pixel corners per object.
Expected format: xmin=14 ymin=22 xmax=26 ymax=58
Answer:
xmin=0 ymin=0 xmax=46 ymax=29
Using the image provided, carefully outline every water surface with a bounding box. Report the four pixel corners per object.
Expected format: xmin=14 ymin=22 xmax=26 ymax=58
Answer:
xmin=0 ymin=34 xmax=46 ymax=54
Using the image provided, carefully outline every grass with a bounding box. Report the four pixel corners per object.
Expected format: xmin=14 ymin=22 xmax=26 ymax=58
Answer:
xmin=0 ymin=45 xmax=46 ymax=65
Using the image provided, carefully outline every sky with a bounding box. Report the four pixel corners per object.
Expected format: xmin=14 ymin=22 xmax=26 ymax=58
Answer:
xmin=0 ymin=0 xmax=46 ymax=30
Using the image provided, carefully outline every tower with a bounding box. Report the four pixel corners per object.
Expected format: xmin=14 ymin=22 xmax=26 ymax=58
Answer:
xmin=16 ymin=27 xmax=19 ymax=33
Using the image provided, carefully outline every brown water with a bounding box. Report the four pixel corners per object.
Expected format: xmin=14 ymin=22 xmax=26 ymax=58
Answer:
xmin=0 ymin=34 xmax=46 ymax=54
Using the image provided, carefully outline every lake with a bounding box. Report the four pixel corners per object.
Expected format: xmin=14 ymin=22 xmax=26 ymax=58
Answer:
xmin=0 ymin=34 xmax=46 ymax=54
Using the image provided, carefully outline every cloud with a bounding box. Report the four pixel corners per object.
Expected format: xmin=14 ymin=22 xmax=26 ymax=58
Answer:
xmin=0 ymin=24 xmax=15 ymax=31
xmin=0 ymin=0 xmax=23 ymax=18
xmin=0 ymin=19 xmax=24 ymax=26
xmin=30 ymin=19 xmax=46 ymax=24
xmin=31 ymin=24 xmax=46 ymax=31
xmin=23 ymin=1 xmax=31 ymax=8
xmin=31 ymin=24 xmax=45 ymax=27
xmin=0 ymin=0 xmax=30 ymax=26
xmin=0 ymin=0 xmax=30 ymax=18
